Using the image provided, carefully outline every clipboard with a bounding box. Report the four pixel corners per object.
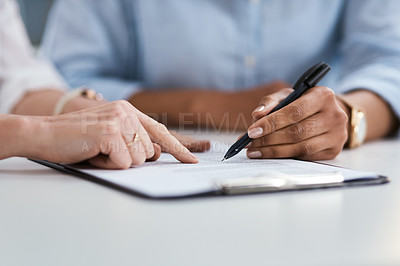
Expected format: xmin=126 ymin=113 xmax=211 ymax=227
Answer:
xmin=30 ymin=152 xmax=389 ymax=199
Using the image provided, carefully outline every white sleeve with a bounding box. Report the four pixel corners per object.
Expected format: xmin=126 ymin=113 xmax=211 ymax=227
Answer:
xmin=0 ymin=0 xmax=67 ymax=114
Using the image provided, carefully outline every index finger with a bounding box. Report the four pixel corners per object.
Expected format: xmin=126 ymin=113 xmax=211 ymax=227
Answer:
xmin=137 ymin=114 xmax=199 ymax=163
xmin=247 ymin=86 xmax=333 ymax=139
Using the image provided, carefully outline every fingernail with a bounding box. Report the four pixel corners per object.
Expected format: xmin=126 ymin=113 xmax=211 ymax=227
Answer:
xmin=189 ymin=153 xmax=199 ymax=161
xmin=247 ymin=151 xmax=262 ymax=159
xmin=253 ymin=105 xmax=265 ymax=113
xmin=248 ymin=127 xmax=263 ymax=138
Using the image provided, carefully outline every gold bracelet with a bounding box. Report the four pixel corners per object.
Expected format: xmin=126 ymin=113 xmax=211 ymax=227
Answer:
xmin=53 ymin=87 xmax=103 ymax=115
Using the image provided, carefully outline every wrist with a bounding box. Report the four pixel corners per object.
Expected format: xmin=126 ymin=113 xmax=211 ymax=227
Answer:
xmin=0 ymin=115 xmax=25 ymax=159
xmin=15 ymin=116 xmax=52 ymax=160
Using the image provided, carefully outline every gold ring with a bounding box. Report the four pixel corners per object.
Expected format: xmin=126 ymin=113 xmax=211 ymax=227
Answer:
xmin=126 ymin=133 xmax=140 ymax=147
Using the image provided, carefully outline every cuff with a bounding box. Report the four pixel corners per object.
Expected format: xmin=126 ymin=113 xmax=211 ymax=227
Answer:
xmin=336 ymin=67 xmax=400 ymax=137
xmin=0 ymin=62 xmax=67 ymax=114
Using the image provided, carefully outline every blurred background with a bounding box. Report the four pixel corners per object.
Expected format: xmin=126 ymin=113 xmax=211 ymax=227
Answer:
xmin=16 ymin=0 xmax=54 ymax=45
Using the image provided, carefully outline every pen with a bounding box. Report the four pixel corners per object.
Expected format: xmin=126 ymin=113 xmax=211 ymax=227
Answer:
xmin=222 ymin=61 xmax=331 ymax=161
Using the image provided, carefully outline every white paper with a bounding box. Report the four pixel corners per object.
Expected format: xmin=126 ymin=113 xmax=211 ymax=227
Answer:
xmin=69 ymin=142 xmax=379 ymax=198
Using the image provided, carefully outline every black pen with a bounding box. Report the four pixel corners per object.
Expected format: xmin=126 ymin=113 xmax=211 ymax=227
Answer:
xmin=222 ymin=61 xmax=331 ymax=161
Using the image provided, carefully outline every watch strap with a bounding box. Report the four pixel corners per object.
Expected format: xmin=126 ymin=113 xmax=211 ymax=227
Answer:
xmin=336 ymin=95 xmax=366 ymax=149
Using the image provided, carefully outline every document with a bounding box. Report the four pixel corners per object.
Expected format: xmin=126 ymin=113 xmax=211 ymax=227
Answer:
xmin=65 ymin=142 xmax=383 ymax=198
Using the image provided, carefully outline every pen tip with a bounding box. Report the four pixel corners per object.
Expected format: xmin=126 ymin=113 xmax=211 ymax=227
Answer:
xmin=221 ymin=158 xmax=226 ymax=162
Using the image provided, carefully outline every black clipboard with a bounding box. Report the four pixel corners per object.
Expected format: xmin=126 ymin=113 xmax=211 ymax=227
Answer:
xmin=30 ymin=159 xmax=389 ymax=199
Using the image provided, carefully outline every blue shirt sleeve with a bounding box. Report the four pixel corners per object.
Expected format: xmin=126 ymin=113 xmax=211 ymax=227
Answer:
xmin=40 ymin=0 xmax=139 ymax=101
xmin=336 ymin=0 xmax=400 ymax=126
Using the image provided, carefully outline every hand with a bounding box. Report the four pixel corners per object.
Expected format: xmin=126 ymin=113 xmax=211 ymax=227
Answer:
xmin=169 ymin=131 xmax=211 ymax=152
xmin=246 ymin=86 xmax=348 ymax=160
xmin=30 ymin=101 xmax=199 ymax=169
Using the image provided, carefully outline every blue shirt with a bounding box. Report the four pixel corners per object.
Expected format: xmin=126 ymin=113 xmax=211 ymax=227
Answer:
xmin=41 ymin=0 xmax=400 ymax=122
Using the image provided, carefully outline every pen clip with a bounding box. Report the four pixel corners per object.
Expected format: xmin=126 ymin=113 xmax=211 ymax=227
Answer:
xmin=293 ymin=62 xmax=331 ymax=90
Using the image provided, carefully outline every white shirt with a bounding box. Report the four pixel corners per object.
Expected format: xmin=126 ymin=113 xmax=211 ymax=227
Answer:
xmin=0 ymin=0 xmax=66 ymax=114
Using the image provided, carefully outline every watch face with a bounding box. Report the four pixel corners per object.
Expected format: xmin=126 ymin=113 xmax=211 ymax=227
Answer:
xmin=355 ymin=112 xmax=367 ymax=144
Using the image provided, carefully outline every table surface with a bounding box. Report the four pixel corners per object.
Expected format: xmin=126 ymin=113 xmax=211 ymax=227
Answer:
xmin=1 ymin=132 xmax=399 ymax=266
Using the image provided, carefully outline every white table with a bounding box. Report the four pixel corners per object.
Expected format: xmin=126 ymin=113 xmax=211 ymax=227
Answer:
xmin=1 ymin=134 xmax=399 ymax=266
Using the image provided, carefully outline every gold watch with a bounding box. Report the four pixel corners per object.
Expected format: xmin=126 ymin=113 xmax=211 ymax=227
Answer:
xmin=337 ymin=96 xmax=367 ymax=149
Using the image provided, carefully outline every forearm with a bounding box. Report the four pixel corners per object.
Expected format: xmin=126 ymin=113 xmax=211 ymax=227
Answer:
xmin=130 ymin=90 xmax=252 ymax=130
xmin=130 ymin=81 xmax=291 ymax=131
xmin=130 ymin=90 xmax=196 ymax=123
xmin=12 ymin=89 xmax=106 ymax=116
xmin=131 ymin=90 xmax=221 ymax=126
xmin=12 ymin=89 xmax=64 ymax=116
xmin=339 ymin=90 xmax=399 ymax=141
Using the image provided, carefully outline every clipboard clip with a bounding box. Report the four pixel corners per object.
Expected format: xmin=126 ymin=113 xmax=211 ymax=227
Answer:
xmin=215 ymin=172 xmax=344 ymax=195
